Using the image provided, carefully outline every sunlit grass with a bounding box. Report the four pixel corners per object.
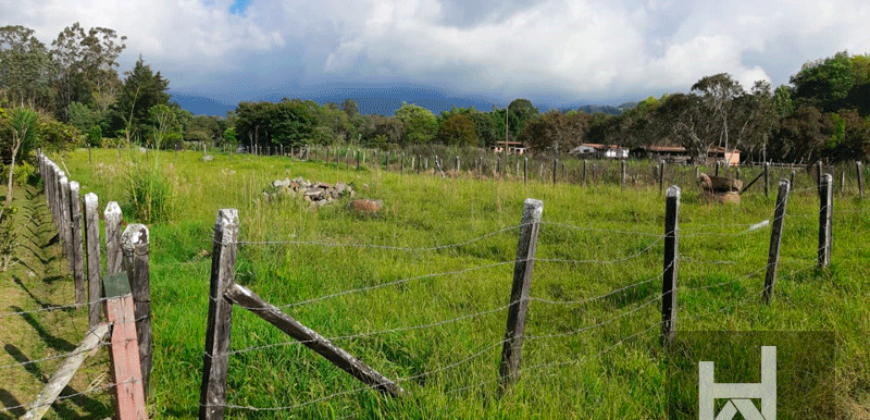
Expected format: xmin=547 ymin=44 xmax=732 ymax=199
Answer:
xmin=56 ymin=147 xmax=870 ymax=419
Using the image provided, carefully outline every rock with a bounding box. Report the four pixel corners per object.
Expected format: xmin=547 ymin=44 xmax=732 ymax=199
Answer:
xmin=273 ymin=178 xmax=291 ymax=188
xmin=350 ymin=199 xmax=383 ymax=214
xmin=315 ymin=182 xmax=333 ymax=189
xmin=203 ymin=155 xmax=214 ymax=162
xmin=304 ymin=188 xmax=325 ymax=199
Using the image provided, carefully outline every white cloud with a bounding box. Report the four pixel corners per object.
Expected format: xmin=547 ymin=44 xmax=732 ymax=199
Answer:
xmin=2 ymin=0 xmax=870 ymax=103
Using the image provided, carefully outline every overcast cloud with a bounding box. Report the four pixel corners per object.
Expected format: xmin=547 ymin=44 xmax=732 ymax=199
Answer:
xmin=2 ymin=0 xmax=870 ymax=107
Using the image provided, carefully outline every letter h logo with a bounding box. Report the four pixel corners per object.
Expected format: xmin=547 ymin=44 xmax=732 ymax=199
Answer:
xmin=699 ymin=346 xmax=776 ymax=420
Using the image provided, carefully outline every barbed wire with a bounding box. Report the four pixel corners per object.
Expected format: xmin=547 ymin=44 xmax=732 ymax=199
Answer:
xmin=528 ymin=260 xmax=670 ymax=306
xmin=1 ymin=379 xmax=129 ymax=412
xmin=227 ymin=223 xmax=527 ymax=251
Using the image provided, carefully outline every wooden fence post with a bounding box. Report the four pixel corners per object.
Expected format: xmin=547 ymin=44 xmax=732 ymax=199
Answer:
xmin=523 ymin=158 xmax=528 ymax=184
xmin=790 ymin=170 xmax=795 ymax=189
xmin=764 ymin=162 xmax=770 ymax=198
xmin=68 ymin=181 xmax=85 ymax=306
xmin=552 ymin=159 xmax=557 ymax=185
xmin=818 ymin=174 xmax=833 ymax=268
xmin=103 ymin=272 xmax=149 ymax=420
xmin=857 ymin=161 xmax=864 ymax=198
xmin=583 ymin=160 xmax=587 ymax=184
xmin=498 ymin=198 xmax=543 ymax=390
xmin=621 ymin=160 xmax=626 ymax=188
xmin=84 ymin=193 xmax=103 ymax=328
xmin=658 ymin=161 xmax=665 ymax=195
xmin=816 ymin=161 xmax=823 ymax=190
xmin=455 ymin=156 xmax=460 ymax=173
xmin=199 ymin=209 xmax=239 ymax=420
xmin=59 ymin=176 xmax=73 ymax=271
xmin=121 ymin=224 xmax=152 ymax=398
xmin=715 ymin=161 xmax=720 ymax=177
xmin=763 ymin=179 xmax=790 ymax=304
xmin=105 ymin=202 xmax=124 ymax=275
xmin=661 ymin=186 xmax=680 ymax=346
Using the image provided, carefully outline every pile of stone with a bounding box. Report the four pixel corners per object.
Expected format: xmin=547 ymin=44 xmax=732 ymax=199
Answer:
xmin=264 ymin=177 xmax=355 ymax=208
xmin=698 ymin=173 xmax=743 ymax=204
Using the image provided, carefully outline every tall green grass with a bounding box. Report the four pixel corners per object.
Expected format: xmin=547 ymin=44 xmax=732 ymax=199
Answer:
xmin=59 ymin=148 xmax=870 ymax=419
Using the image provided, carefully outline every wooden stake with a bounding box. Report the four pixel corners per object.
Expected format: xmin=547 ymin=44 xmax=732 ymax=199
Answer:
xmin=764 ymin=162 xmax=770 ymax=198
xmin=84 ymin=193 xmax=103 ymax=328
xmin=858 ymin=161 xmax=865 ymax=198
xmin=199 ymin=209 xmax=239 ymax=420
xmin=661 ymin=186 xmax=680 ymax=346
xmin=658 ymin=161 xmax=665 ymax=195
xmin=499 ymin=198 xmax=543 ymax=390
xmin=121 ymin=224 xmax=152 ymax=398
xmin=621 ymin=160 xmax=626 ymax=188
xmin=105 ymin=202 xmax=124 ymax=275
xmin=523 ymin=158 xmax=528 ymax=184
xmin=552 ymin=159 xmax=558 ymax=184
xmin=764 ymin=179 xmax=790 ymax=304
xmin=818 ymin=174 xmax=833 ymax=268
xmin=59 ymin=177 xmax=74 ymax=274
xmin=69 ymin=181 xmax=85 ymax=306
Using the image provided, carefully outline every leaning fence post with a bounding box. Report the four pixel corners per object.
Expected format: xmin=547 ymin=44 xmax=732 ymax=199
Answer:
xmin=818 ymin=174 xmax=833 ymax=268
xmin=199 ymin=209 xmax=239 ymax=420
xmin=122 ymin=224 xmax=152 ymax=398
xmin=69 ymin=181 xmax=85 ymax=306
xmin=84 ymin=193 xmax=103 ymax=328
xmin=661 ymin=186 xmax=680 ymax=346
xmin=498 ymin=198 xmax=543 ymax=391
xmin=103 ymin=272 xmax=148 ymax=420
xmin=764 ymin=179 xmax=790 ymax=304
xmin=857 ymin=161 xmax=864 ymax=198
xmin=105 ymin=202 xmax=124 ymax=275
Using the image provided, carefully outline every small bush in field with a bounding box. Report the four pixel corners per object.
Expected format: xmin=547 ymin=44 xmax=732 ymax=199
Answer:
xmin=126 ymin=157 xmax=172 ymax=223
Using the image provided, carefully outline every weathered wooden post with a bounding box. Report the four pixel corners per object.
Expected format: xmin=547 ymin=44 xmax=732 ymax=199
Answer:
xmin=59 ymin=177 xmax=73 ymax=270
xmin=497 ymin=155 xmax=502 ymax=176
xmin=105 ymin=202 xmax=124 ymax=275
xmin=385 ymin=151 xmax=390 ymax=171
xmin=455 ymin=156 xmax=460 ymax=173
xmin=122 ymin=224 xmax=152 ymax=398
xmin=658 ymin=161 xmax=665 ymax=195
xmin=583 ymin=160 xmax=588 ymax=185
xmin=841 ymin=170 xmax=846 ymax=194
xmin=103 ymin=272 xmax=148 ymax=420
xmin=83 ymin=193 xmax=102 ymax=328
xmin=715 ymin=161 xmax=721 ymax=177
xmin=818 ymin=174 xmax=833 ymax=268
xmin=763 ymin=179 xmax=791 ymax=304
xmin=764 ymin=162 xmax=770 ymax=198
xmin=816 ymin=160 xmax=823 ymax=190
xmin=356 ymin=150 xmax=361 ymax=171
xmin=858 ymin=161 xmax=865 ymax=198
xmin=199 ymin=209 xmax=239 ymax=420
xmin=621 ymin=160 xmax=626 ymax=188
xmin=736 ymin=166 xmax=741 ymax=180
xmin=523 ymin=158 xmax=528 ymax=184
xmin=69 ymin=181 xmax=85 ymax=306
xmin=498 ymin=198 xmax=543 ymax=391
xmin=552 ymin=159 xmax=558 ymax=185
xmin=661 ymin=186 xmax=680 ymax=346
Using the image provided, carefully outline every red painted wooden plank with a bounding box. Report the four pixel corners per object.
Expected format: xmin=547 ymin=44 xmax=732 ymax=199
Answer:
xmin=106 ymin=293 xmax=149 ymax=420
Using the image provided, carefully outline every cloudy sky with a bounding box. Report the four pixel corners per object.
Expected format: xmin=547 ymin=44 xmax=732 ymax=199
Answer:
xmin=3 ymin=0 xmax=870 ymax=113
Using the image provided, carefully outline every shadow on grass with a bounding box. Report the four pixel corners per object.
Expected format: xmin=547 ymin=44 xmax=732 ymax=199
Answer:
xmin=4 ymin=344 xmax=47 ymax=382
xmin=0 ymin=388 xmax=25 ymax=419
xmin=11 ymin=307 xmax=75 ymax=352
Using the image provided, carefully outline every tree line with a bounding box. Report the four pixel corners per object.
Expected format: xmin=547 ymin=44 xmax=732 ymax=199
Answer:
xmin=3 ymin=22 xmax=869 ymax=167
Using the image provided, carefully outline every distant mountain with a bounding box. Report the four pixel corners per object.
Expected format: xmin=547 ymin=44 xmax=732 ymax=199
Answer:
xmin=171 ymin=94 xmax=236 ymax=116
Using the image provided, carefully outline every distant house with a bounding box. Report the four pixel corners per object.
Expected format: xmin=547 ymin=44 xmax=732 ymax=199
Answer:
xmin=491 ymin=141 xmax=527 ymax=155
xmin=631 ymin=145 xmax=741 ymax=165
xmin=707 ymin=147 xmax=741 ymax=166
xmin=631 ymin=145 xmax=692 ymax=162
xmin=570 ymin=143 xmax=629 ymax=159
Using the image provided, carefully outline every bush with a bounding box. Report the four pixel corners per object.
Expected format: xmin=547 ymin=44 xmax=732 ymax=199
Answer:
xmin=126 ymin=158 xmax=172 ymax=223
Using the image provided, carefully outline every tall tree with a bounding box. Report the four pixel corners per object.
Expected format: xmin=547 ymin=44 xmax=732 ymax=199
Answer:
xmin=0 ymin=26 xmax=54 ymax=109
xmin=110 ymin=56 xmax=170 ymax=142
xmin=51 ymin=23 xmax=126 ymax=117
xmin=396 ymin=102 xmax=436 ymax=145
xmin=437 ymin=113 xmax=478 ymax=146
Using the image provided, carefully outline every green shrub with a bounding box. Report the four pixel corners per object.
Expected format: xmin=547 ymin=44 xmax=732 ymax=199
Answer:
xmin=125 ymin=158 xmax=172 ymax=223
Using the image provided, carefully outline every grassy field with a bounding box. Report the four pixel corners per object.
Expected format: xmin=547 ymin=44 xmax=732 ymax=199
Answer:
xmin=43 ymin=147 xmax=870 ymax=419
